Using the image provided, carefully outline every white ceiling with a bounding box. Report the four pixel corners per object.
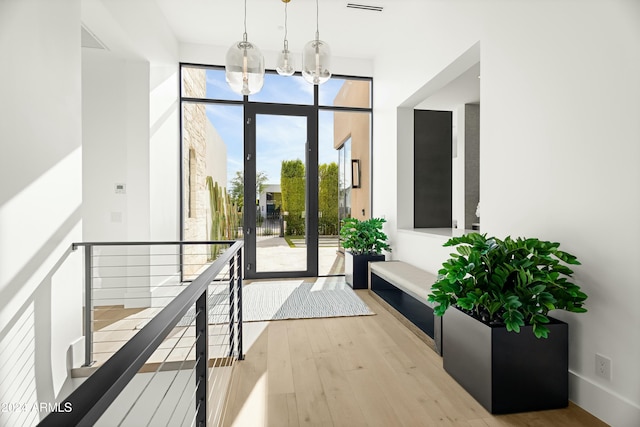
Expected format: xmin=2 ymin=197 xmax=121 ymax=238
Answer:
xmin=153 ymin=0 xmax=479 ymax=107
xmin=155 ymin=0 xmax=396 ymax=59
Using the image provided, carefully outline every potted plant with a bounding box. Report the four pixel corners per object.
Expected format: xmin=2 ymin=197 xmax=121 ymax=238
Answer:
xmin=427 ymin=232 xmax=588 ymax=414
xmin=340 ymin=217 xmax=391 ymax=289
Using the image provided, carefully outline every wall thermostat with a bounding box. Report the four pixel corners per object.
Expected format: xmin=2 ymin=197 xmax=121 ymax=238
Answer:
xmin=115 ymin=183 xmax=126 ymax=194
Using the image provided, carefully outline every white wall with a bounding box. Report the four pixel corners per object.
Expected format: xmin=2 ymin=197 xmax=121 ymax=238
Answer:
xmin=0 ymin=0 xmax=83 ymax=424
xmin=375 ymin=1 xmax=640 ymax=425
xmin=82 ymin=51 xmax=149 ymax=243
xmin=82 ymin=0 xmax=180 ymax=245
xmin=81 ymin=0 xmax=180 ymax=303
xmin=150 ymin=64 xmax=180 ymax=242
xmin=82 ymin=50 xmax=153 ymax=307
xmin=148 ymin=63 xmax=181 ymax=290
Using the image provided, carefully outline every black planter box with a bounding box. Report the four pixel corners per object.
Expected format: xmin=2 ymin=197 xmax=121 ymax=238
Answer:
xmin=345 ymin=252 xmax=385 ymax=289
xmin=443 ymin=307 xmax=568 ymax=414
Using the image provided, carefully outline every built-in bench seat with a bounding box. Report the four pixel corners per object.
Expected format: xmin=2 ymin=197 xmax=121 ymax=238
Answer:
xmin=368 ymin=261 xmax=443 ymax=354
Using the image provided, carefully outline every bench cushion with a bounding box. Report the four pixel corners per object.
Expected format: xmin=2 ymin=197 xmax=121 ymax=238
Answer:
xmin=370 ymin=261 xmax=437 ymax=307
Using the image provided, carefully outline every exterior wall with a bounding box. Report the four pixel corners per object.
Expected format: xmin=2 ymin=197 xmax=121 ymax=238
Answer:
xmin=181 ymin=67 xmax=209 ymax=276
xmin=333 ymin=81 xmax=371 ymax=220
xmin=205 ymin=122 xmax=228 ymax=189
xmin=182 ymin=68 xmax=231 ymax=273
xmin=0 ymin=0 xmax=83 ymax=424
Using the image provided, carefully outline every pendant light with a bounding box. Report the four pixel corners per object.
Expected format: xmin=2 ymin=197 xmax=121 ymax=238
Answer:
xmin=225 ymin=0 xmax=265 ymax=95
xmin=302 ymin=0 xmax=331 ymax=85
xmin=276 ymin=0 xmax=295 ymax=76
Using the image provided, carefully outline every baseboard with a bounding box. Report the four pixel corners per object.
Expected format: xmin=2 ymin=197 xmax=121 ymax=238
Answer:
xmin=569 ymin=371 xmax=640 ymax=427
xmin=69 ymin=336 xmax=85 ymax=369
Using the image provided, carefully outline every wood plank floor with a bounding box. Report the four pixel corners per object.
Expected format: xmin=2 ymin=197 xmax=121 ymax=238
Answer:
xmin=221 ymin=290 xmax=608 ymax=427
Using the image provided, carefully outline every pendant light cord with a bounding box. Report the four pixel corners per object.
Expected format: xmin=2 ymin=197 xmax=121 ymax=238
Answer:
xmin=243 ymin=0 xmax=248 ymax=41
xmin=315 ymin=0 xmax=320 ymax=40
xmin=284 ymin=2 xmax=289 ymax=47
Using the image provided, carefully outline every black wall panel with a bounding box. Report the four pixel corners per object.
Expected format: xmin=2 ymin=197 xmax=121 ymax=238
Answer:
xmin=414 ymin=109 xmax=452 ymax=228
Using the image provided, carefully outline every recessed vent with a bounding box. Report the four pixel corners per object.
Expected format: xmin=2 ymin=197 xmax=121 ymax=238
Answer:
xmin=346 ymin=3 xmax=383 ymax=12
xmin=81 ymin=26 xmax=107 ymax=50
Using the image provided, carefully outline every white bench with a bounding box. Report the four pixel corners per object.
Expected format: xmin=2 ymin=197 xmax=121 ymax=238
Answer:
xmin=368 ymin=261 xmax=443 ymax=354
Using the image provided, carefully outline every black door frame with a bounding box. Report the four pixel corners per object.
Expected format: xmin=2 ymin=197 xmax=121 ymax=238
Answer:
xmin=244 ymin=103 xmax=319 ymax=279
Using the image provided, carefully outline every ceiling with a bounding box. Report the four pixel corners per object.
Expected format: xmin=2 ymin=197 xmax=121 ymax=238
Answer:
xmin=153 ymin=0 xmax=479 ymax=107
xmin=155 ymin=0 xmax=396 ymax=59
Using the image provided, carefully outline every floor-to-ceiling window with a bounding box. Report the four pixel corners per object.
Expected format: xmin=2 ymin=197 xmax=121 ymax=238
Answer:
xmin=179 ymin=65 xmax=372 ymax=279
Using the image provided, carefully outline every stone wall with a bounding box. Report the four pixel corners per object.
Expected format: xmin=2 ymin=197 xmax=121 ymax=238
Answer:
xmin=182 ymin=67 xmax=209 ymax=277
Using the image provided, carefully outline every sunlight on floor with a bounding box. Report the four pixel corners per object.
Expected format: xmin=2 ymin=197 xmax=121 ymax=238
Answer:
xmin=230 ymin=373 xmax=268 ymax=427
xmin=242 ymin=321 xmax=269 ymax=353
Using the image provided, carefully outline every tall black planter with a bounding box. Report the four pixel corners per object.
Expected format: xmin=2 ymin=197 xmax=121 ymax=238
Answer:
xmin=443 ymin=307 xmax=568 ymax=414
xmin=345 ymin=252 xmax=385 ymax=289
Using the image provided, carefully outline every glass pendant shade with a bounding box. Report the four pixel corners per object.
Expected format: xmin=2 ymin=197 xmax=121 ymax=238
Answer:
xmin=302 ymin=37 xmax=331 ymax=84
xmin=276 ymin=42 xmax=295 ymax=76
xmin=225 ymin=38 xmax=265 ymax=95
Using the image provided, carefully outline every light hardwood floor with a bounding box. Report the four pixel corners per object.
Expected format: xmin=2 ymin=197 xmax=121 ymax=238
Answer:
xmin=221 ymin=290 xmax=608 ymax=427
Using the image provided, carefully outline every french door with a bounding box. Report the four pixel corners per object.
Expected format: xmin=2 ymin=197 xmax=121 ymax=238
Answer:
xmin=243 ymin=104 xmax=318 ymax=279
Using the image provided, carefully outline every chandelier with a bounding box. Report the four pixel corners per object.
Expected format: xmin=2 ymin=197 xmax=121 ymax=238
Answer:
xmin=225 ymin=0 xmax=332 ymax=94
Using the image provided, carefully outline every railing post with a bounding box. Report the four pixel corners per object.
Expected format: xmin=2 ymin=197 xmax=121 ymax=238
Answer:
xmin=228 ymin=255 xmax=235 ymax=357
xmin=195 ymin=285 xmax=208 ymax=426
xmin=83 ymin=245 xmax=95 ymax=367
xmin=237 ymin=249 xmax=243 ymax=360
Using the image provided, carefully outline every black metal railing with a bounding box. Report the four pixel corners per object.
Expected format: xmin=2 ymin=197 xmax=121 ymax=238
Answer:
xmin=38 ymin=240 xmax=243 ymax=427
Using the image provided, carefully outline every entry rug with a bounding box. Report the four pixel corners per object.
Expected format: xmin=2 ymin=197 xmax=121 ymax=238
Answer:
xmin=177 ymin=279 xmax=374 ymax=326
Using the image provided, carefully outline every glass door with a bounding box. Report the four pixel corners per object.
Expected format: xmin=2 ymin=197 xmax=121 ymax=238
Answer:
xmin=244 ymin=105 xmax=318 ymax=279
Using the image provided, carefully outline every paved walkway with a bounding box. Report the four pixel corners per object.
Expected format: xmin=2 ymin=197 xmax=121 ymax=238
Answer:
xmin=255 ymin=236 xmax=343 ymax=275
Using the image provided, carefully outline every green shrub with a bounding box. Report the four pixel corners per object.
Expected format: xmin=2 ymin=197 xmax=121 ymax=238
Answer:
xmin=281 ymin=159 xmax=305 ymax=235
xmin=339 ymin=217 xmax=390 ymax=255
xmin=427 ymin=233 xmax=588 ymax=338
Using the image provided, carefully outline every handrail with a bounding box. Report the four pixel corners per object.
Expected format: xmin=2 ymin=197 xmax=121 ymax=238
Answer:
xmin=39 ymin=240 xmax=243 ymax=426
xmin=72 ymin=240 xmax=235 ymax=249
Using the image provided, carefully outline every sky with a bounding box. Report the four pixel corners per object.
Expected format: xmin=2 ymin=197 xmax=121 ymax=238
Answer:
xmin=203 ymin=69 xmax=350 ymax=188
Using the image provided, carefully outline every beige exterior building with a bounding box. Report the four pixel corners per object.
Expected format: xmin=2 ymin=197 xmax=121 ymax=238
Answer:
xmin=333 ymin=80 xmax=372 ymax=220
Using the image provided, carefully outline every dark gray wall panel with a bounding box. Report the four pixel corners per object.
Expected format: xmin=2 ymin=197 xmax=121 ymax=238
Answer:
xmin=414 ymin=109 xmax=452 ymax=228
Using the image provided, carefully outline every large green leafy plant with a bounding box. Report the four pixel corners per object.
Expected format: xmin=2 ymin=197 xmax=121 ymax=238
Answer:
xmin=339 ymin=217 xmax=391 ymax=255
xmin=427 ymin=233 xmax=587 ymax=338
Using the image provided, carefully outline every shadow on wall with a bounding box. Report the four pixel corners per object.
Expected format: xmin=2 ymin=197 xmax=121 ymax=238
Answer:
xmin=0 ymin=207 xmax=81 ymax=425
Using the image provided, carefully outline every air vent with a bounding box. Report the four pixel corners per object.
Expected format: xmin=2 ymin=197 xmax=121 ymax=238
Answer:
xmin=81 ymin=26 xmax=107 ymax=50
xmin=346 ymin=3 xmax=383 ymax=12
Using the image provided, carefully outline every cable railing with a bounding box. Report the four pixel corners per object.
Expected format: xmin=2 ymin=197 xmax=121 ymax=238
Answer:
xmin=38 ymin=240 xmax=243 ymax=427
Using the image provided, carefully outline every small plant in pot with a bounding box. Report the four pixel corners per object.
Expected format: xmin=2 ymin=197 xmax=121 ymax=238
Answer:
xmin=427 ymin=232 xmax=588 ymax=414
xmin=340 ymin=217 xmax=390 ymax=289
